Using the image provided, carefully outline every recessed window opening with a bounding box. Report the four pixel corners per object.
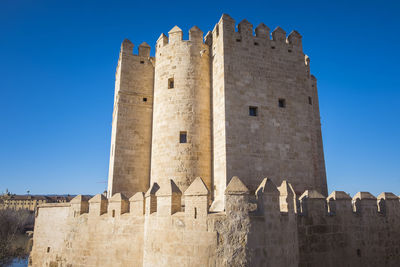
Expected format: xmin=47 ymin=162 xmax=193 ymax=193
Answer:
xmin=278 ymin=98 xmax=286 ymax=108
xmin=179 ymin=131 xmax=187 ymax=143
xmin=168 ymin=78 xmax=174 ymax=89
xmin=112 ymin=210 xmax=115 ymax=218
xmin=140 ymin=60 xmax=144 ymax=64
xmin=236 ymin=39 xmax=241 ymax=42
xmin=357 ymin=249 xmax=361 ymax=257
xmin=271 ymin=46 xmax=276 ymax=49
xmin=143 ymin=97 xmax=147 ymax=102
xmin=194 ymin=207 xmax=197 ymax=219
xmin=308 ymin=97 xmax=312 ymax=105
xmin=254 ymin=42 xmax=259 ymax=46
xmin=47 ymin=247 xmax=50 ymax=253
xmin=288 ymin=49 xmax=292 ymax=53
xmin=249 ymin=106 xmax=258 ymax=116
xmin=216 ymin=25 xmax=219 ymax=37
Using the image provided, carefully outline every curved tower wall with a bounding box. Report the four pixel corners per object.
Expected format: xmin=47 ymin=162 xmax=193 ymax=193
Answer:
xmin=150 ymin=26 xmax=212 ymax=194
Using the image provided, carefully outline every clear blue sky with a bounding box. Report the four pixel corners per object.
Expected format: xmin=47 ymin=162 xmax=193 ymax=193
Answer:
xmin=0 ymin=0 xmax=399 ymax=197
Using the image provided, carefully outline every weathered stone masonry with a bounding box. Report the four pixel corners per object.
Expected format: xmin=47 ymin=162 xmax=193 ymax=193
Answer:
xmin=108 ymin=13 xmax=327 ymax=203
xmin=30 ymin=14 xmax=400 ymax=267
xmin=30 ymin=177 xmax=400 ymax=266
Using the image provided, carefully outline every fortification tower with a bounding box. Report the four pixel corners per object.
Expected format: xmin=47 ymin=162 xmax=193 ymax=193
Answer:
xmin=210 ymin=14 xmax=328 ymax=203
xmin=107 ymin=40 xmax=154 ymax=198
xmin=150 ymin=26 xmax=212 ymax=194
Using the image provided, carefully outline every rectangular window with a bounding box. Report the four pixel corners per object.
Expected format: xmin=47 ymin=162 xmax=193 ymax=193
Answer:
xmin=278 ymin=98 xmax=286 ymax=108
xmin=179 ymin=131 xmax=187 ymax=143
xmin=249 ymin=106 xmax=258 ymax=116
xmin=308 ymin=96 xmax=312 ymax=105
xmin=168 ymin=78 xmax=174 ymax=89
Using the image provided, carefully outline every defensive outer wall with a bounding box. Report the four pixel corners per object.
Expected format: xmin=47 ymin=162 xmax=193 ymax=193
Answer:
xmin=30 ymin=177 xmax=400 ymax=266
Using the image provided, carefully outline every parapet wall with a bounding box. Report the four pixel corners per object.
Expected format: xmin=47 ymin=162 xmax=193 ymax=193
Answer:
xmin=298 ymin=190 xmax=400 ymax=266
xmin=212 ymin=14 xmax=304 ymax=53
xmin=30 ymin=176 xmax=400 ymax=266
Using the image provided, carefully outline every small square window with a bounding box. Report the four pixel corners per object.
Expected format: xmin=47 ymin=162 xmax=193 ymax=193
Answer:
xmin=143 ymin=97 xmax=147 ymax=102
xmin=179 ymin=131 xmax=187 ymax=143
xmin=140 ymin=60 xmax=144 ymax=64
xmin=168 ymin=78 xmax=174 ymax=89
xmin=278 ymin=98 xmax=286 ymax=108
xmin=308 ymin=97 xmax=312 ymax=105
xmin=249 ymin=106 xmax=258 ymax=116
xmin=254 ymin=42 xmax=259 ymax=46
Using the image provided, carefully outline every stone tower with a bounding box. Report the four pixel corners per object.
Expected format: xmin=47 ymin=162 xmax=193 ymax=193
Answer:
xmin=107 ymin=40 xmax=154 ymax=198
xmin=210 ymin=14 xmax=327 ymax=203
xmin=150 ymin=26 xmax=212 ymax=193
xmin=107 ymin=14 xmax=327 ymax=203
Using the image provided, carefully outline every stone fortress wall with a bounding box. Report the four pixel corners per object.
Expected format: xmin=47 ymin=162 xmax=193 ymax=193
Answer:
xmin=30 ymin=177 xmax=400 ymax=267
xmin=30 ymin=14 xmax=400 ymax=266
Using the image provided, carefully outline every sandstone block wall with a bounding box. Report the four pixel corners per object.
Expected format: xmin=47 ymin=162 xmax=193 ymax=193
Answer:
xmin=297 ymin=191 xmax=400 ymax=267
xmin=108 ymin=14 xmax=328 ymax=203
xmin=209 ymin=16 xmax=228 ymax=206
xmin=107 ymin=40 xmax=154 ymax=198
xmin=150 ymin=26 xmax=212 ymax=194
xmin=31 ymin=177 xmax=400 ymax=267
xmin=210 ymin=15 xmax=327 ymax=200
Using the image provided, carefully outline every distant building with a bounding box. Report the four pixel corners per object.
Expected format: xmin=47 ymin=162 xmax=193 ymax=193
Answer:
xmin=0 ymin=195 xmax=74 ymax=211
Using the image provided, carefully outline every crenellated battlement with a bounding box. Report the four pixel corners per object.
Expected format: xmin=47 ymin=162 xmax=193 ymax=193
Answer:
xmin=65 ymin=177 xmax=212 ymax=220
xmin=212 ymin=14 xmax=303 ymax=55
xmin=156 ymin=24 xmax=209 ymax=51
xmin=120 ymin=39 xmax=154 ymax=59
xmin=33 ymin=176 xmax=400 ymax=267
xmin=62 ymin=176 xmax=400 ymax=266
xmin=63 ymin=177 xmax=400 ymax=223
